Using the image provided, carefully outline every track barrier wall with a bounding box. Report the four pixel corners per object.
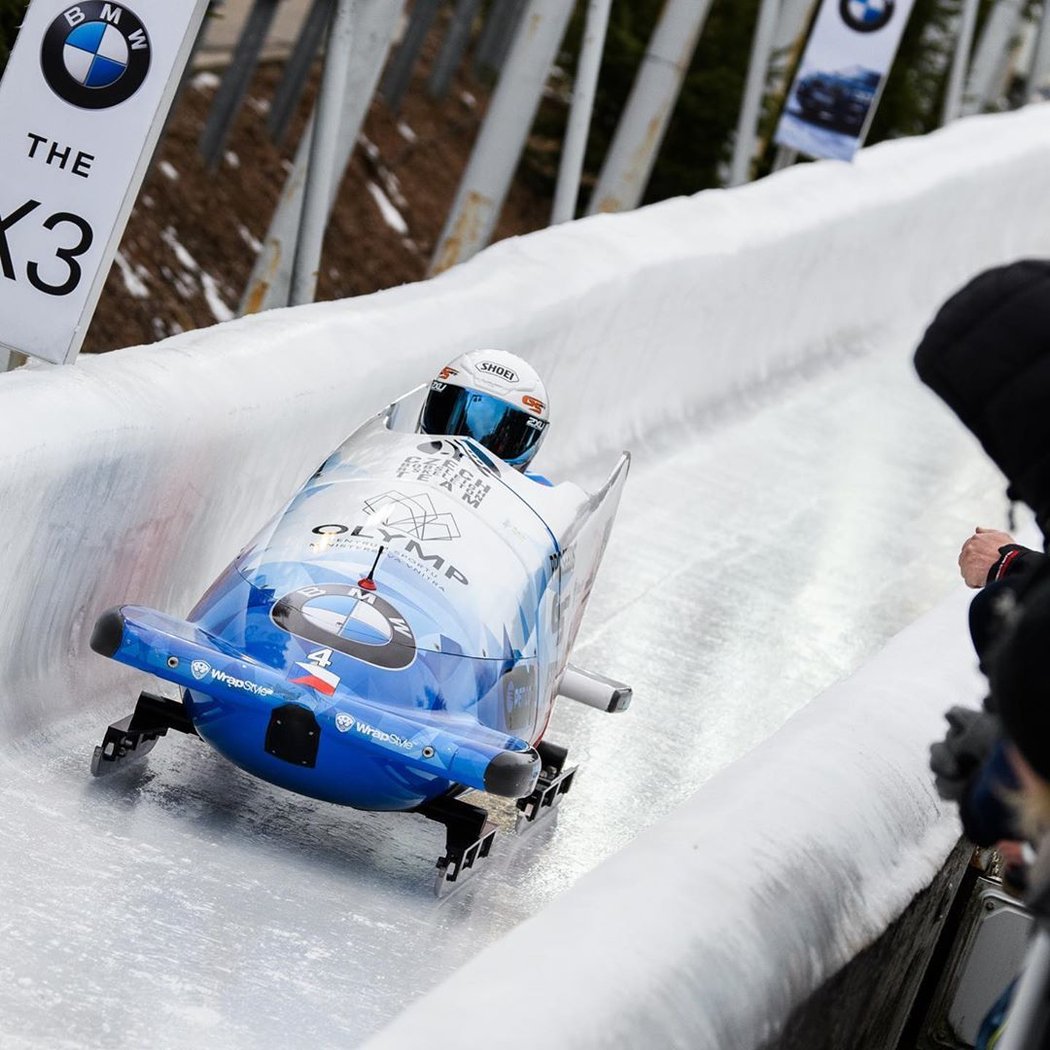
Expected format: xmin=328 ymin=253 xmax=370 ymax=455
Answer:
xmin=2 ymin=103 xmax=1050 ymax=1045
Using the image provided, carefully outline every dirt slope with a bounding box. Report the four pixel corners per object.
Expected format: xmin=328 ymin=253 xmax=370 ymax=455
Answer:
xmin=83 ymin=50 xmax=554 ymax=354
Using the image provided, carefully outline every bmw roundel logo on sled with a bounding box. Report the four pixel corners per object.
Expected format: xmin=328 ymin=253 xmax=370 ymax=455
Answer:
xmin=271 ymin=584 xmax=416 ymax=670
xmin=40 ymin=3 xmax=151 ymax=109
xmin=839 ymin=0 xmax=895 ymax=32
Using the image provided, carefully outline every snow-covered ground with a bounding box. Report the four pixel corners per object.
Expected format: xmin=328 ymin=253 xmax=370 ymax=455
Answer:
xmin=0 ymin=104 xmax=1049 ymax=1048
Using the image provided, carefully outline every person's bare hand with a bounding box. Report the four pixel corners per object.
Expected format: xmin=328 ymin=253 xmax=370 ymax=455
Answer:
xmin=958 ymin=527 xmax=1015 ymax=587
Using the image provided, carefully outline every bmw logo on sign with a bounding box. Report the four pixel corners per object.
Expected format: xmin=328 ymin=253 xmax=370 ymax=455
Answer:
xmin=40 ymin=3 xmax=151 ymax=109
xmin=839 ymin=0 xmax=895 ymax=32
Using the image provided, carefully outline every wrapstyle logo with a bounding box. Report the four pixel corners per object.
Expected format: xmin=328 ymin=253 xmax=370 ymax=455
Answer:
xmin=191 ymin=659 xmax=211 ymax=680
xmin=478 ymin=361 xmax=518 ymax=384
xmin=839 ymin=0 xmax=894 ymax=32
xmin=41 ymin=3 xmax=151 ymax=109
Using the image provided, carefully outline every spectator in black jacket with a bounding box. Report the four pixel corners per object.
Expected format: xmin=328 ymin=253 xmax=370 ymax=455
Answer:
xmin=915 ymin=258 xmax=1050 ymax=856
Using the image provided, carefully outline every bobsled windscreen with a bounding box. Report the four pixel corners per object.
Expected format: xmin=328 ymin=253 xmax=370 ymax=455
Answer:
xmin=420 ymin=383 xmax=547 ymax=468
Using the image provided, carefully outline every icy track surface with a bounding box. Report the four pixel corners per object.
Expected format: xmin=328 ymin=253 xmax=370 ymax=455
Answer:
xmin=0 ymin=336 xmax=1005 ymax=1049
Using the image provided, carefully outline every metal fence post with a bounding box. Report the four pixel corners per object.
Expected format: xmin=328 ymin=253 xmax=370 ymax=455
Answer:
xmin=428 ymin=0 xmax=483 ymax=99
xmin=551 ymin=0 xmax=612 ymax=224
xmin=1028 ymin=0 xmax=1050 ymax=98
xmin=380 ymin=0 xmax=444 ymax=112
xmin=290 ymin=0 xmax=358 ymax=306
xmin=728 ymin=0 xmax=781 ymax=187
xmin=942 ymin=0 xmax=980 ymax=123
xmin=961 ymin=0 xmax=1026 ymax=116
xmin=774 ymin=0 xmax=814 ymax=50
xmin=269 ymin=0 xmax=333 ymax=145
xmin=428 ymin=0 xmax=576 ymax=276
xmin=474 ymin=0 xmax=528 ymax=78
xmin=241 ymin=0 xmax=405 ymax=314
xmin=585 ymin=0 xmax=714 ymax=215
xmin=198 ymin=0 xmax=281 ymax=169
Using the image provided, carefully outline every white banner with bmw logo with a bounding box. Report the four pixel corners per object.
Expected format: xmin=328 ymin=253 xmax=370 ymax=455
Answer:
xmin=774 ymin=0 xmax=917 ymax=163
xmin=0 ymin=0 xmax=208 ymax=364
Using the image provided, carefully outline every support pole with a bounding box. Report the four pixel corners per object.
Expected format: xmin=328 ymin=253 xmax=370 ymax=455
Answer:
xmin=942 ymin=0 xmax=981 ymax=123
xmin=290 ymin=0 xmax=357 ymax=307
xmin=551 ymin=0 xmax=612 ymax=224
xmin=242 ymin=0 xmax=404 ymax=314
xmin=586 ymin=0 xmax=715 ymax=215
xmin=770 ymin=0 xmax=817 ymax=100
xmin=428 ymin=0 xmax=483 ymax=100
xmin=728 ymin=0 xmax=781 ymax=187
xmin=474 ymin=0 xmax=527 ymax=78
xmin=268 ymin=0 xmax=332 ymax=145
xmin=380 ymin=0 xmax=444 ymax=112
xmin=773 ymin=0 xmax=815 ymax=51
xmin=198 ymin=0 xmax=280 ymax=169
xmin=428 ymin=0 xmax=576 ymax=276
xmin=961 ymin=0 xmax=1025 ymax=116
xmin=1028 ymin=0 xmax=1050 ymax=99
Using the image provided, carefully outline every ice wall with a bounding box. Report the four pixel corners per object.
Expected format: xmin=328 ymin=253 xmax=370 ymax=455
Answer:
xmin=0 ymin=101 xmax=1048 ymax=1043
xmin=364 ymin=590 xmax=986 ymax=1050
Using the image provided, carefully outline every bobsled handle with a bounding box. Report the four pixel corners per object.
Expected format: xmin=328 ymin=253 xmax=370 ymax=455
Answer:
xmin=557 ymin=665 xmax=632 ymax=714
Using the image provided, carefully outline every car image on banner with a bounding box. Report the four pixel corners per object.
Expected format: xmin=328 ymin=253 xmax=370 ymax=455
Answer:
xmin=778 ymin=64 xmax=881 ymax=161
xmin=796 ymin=65 xmax=880 ymax=135
xmin=774 ymin=0 xmax=916 ymax=162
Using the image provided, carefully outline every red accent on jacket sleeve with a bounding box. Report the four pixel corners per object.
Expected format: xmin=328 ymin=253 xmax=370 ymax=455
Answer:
xmin=995 ymin=549 xmax=1023 ymax=580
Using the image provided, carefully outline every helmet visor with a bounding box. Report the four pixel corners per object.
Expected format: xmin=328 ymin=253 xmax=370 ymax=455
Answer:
xmin=420 ymin=382 xmax=547 ymax=468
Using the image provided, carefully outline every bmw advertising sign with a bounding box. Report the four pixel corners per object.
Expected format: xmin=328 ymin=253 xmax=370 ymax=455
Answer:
xmin=0 ymin=0 xmax=209 ymax=365
xmin=40 ymin=2 xmax=152 ymax=109
xmin=774 ymin=0 xmax=916 ymax=163
xmin=839 ymin=0 xmax=896 ymax=34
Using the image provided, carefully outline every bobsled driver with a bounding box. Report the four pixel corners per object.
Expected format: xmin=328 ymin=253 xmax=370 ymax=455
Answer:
xmin=417 ymin=349 xmax=551 ymax=480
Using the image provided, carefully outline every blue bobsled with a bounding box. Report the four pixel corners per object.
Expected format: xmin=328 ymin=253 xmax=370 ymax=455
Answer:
xmin=90 ymin=389 xmax=631 ymax=890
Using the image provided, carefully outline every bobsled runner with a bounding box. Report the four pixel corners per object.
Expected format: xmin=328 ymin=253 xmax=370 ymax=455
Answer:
xmin=90 ymin=388 xmax=631 ymax=893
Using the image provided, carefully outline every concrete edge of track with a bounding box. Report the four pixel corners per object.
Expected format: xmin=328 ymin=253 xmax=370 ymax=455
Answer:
xmin=1 ymin=102 xmax=1049 ymax=1045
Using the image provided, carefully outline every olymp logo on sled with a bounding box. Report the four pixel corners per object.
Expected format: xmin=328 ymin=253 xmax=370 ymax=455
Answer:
xmin=840 ymin=0 xmax=895 ymax=32
xmin=41 ymin=3 xmax=151 ymax=109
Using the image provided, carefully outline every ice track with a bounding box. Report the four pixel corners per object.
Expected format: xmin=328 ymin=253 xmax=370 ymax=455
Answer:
xmin=0 ymin=330 xmax=1006 ymax=1049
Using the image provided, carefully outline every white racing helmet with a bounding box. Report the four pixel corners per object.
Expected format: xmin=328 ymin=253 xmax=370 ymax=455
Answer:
xmin=418 ymin=349 xmax=550 ymax=470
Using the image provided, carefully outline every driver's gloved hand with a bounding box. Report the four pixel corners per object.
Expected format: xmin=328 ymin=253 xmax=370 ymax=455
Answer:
xmin=929 ymin=706 xmax=1001 ymax=803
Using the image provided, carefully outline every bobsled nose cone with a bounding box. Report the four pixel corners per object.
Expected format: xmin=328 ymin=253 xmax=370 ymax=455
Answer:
xmin=90 ymin=607 xmax=126 ymax=657
xmin=483 ymin=748 xmax=541 ymax=798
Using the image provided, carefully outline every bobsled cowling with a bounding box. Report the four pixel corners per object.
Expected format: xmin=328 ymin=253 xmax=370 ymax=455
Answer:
xmin=93 ymin=605 xmax=541 ymax=808
xmin=91 ymin=393 xmax=629 ymax=813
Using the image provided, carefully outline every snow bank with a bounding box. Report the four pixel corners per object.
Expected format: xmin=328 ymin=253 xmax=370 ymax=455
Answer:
xmin=0 ymin=102 xmax=1048 ymax=1042
xmin=364 ymin=590 xmax=985 ymax=1050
